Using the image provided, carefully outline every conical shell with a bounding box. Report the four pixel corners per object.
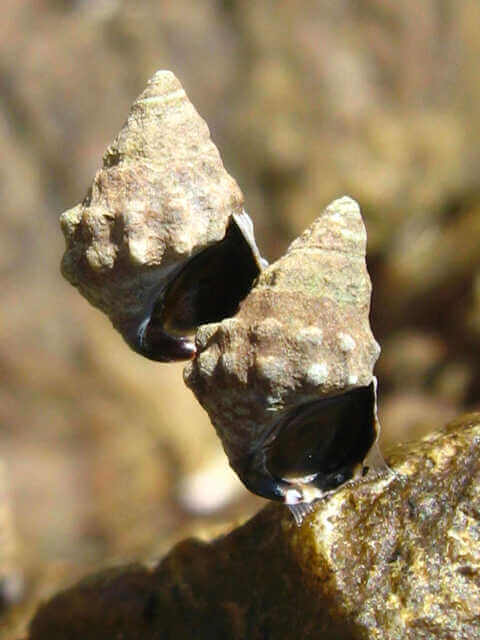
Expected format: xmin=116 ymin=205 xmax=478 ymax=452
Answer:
xmin=60 ymin=70 xmax=264 ymax=361
xmin=185 ymin=197 xmax=385 ymax=515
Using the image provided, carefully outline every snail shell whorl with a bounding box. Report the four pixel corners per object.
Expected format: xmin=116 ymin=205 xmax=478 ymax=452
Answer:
xmin=185 ymin=197 xmax=382 ymax=507
xmin=60 ymin=71 xmax=264 ymax=360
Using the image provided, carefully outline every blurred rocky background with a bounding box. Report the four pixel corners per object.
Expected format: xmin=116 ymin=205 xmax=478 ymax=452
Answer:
xmin=1 ymin=0 xmax=480 ymax=636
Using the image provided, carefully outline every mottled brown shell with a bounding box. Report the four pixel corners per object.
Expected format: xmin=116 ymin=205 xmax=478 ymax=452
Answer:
xmin=185 ymin=197 xmax=385 ymax=518
xmin=60 ymin=70 xmax=264 ymax=361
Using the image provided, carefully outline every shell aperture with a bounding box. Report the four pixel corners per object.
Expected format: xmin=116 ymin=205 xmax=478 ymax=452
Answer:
xmin=140 ymin=215 xmax=263 ymax=361
xmin=235 ymin=383 xmax=379 ymax=506
xmin=185 ymin=197 xmax=387 ymax=522
xmin=264 ymin=383 xmax=376 ymax=490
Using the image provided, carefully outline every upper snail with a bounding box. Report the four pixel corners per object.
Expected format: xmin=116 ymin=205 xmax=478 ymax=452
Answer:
xmin=59 ymin=71 xmax=265 ymax=361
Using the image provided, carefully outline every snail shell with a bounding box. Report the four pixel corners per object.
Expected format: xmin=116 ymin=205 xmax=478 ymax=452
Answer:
xmin=60 ymin=70 xmax=265 ymax=361
xmin=184 ymin=196 xmax=387 ymax=523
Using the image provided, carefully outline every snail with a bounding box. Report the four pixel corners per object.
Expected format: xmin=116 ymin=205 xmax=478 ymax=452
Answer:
xmin=184 ymin=196 xmax=388 ymax=525
xmin=59 ymin=70 xmax=265 ymax=361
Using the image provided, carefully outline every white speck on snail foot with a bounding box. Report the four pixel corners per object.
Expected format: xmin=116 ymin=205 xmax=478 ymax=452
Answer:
xmin=285 ymin=488 xmax=302 ymax=505
xmin=338 ymin=332 xmax=356 ymax=353
xmin=306 ymin=362 xmax=329 ymax=385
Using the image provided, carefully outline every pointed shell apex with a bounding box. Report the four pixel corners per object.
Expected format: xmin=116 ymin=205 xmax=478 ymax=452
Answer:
xmin=328 ymin=195 xmax=361 ymax=216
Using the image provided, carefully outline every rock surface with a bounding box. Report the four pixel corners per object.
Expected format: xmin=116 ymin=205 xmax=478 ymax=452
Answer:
xmin=28 ymin=414 xmax=480 ymax=639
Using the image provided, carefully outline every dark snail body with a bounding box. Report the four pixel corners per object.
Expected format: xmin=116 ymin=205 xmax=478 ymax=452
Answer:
xmin=265 ymin=384 xmax=376 ymax=490
xmin=136 ymin=218 xmax=262 ymax=361
xmin=238 ymin=384 xmax=378 ymax=505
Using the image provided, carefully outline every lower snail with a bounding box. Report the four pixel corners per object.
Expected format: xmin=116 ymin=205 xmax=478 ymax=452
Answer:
xmin=184 ymin=196 xmax=388 ymax=525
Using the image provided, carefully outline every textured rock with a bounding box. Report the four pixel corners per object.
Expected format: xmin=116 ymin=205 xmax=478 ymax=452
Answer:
xmin=28 ymin=414 xmax=480 ymax=639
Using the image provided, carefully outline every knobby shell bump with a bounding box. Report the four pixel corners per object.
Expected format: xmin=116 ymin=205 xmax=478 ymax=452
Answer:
xmin=59 ymin=70 xmax=265 ymax=361
xmin=185 ymin=196 xmax=388 ymax=525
